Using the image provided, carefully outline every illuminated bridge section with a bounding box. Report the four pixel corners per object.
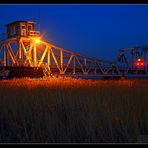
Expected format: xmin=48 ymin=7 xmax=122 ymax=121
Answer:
xmin=117 ymin=45 xmax=148 ymax=75
xmin=0 ymin=36 xmax=120 ymax=77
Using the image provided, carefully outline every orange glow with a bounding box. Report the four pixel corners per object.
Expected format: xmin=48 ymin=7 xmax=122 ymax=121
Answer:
xmin=32 ymin=37 xmax=41 ymax=44
xmin=138 ymin=58 xmax=141 ymax=62
xmin=34 ymin=38 xmax=41 ymax=44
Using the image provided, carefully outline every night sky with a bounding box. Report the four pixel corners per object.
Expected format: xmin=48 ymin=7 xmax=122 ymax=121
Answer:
xmin=0 ymin=4 xmax=148 ymax=61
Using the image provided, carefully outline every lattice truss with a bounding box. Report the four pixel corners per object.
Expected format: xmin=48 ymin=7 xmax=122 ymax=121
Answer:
xmin=117 ymin=45 xmax=148 ymax=73
xmin=0 ymin=36 xmax=120 ymax=75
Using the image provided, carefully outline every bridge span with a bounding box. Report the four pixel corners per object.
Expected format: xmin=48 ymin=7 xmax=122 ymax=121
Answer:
xmin=0 ymin=20 xmax=147 ymax=79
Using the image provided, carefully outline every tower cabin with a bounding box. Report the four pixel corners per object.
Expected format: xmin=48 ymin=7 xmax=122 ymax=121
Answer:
xmin=5 ymin=20 xmax=40 ymax=39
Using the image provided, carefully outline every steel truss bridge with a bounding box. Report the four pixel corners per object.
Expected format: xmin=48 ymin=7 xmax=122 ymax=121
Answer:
xmin=0 ymin=21 xmax=148 ymax=79
xmin=0 ymin=36 xmax=122 ymax=79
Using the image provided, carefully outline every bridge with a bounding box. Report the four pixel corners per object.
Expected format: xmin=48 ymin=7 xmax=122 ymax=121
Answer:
xmin=117 ymin=46 xmax=148 ymax=75
xmin=0 ymin=20 xmax=147 ymax=79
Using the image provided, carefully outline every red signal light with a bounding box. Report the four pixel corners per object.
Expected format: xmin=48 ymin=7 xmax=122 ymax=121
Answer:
xmin=140 ymin=62 xmax=144 ymax=66
xmin=136 ymin=58 xmax=144 ymax=67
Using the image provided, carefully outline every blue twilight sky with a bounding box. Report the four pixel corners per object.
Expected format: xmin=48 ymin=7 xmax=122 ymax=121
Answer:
xmin=0 ymin=4 xmax=148 ymax=61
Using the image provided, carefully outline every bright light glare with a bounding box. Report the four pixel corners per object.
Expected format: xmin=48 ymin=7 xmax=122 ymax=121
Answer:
xmin=34 ymin=38 xmax=41 ymax=44
xmin=32 ymin=37 xmax=41 ymax=44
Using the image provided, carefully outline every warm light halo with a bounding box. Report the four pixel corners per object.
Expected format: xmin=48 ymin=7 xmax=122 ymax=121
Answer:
xmin=32 ymin=37 xmax=41 ymax=44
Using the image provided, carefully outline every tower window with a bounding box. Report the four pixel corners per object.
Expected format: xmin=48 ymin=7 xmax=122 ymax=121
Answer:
xmin=22 ymin=25 xmax=26 ymax=29
xmin=28 ymin=25 xmax=32 ymax=31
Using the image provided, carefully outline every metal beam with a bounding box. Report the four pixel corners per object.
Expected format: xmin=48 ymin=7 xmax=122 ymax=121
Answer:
xmin=38 ymin=46 xmax=48 ymax=67
xmin=50 ymin=48 xmax=62 ymax=74
xmin=63 ymin=55 xmax=74 ymax=73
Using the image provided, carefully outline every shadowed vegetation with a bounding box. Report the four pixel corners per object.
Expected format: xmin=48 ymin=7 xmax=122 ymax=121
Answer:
xmin=0 ymin=77 xmax=148 ymax=143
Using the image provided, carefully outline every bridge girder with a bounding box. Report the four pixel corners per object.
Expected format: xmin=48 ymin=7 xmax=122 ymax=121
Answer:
xmin=0 ymin=36 xmax=120 ymax=76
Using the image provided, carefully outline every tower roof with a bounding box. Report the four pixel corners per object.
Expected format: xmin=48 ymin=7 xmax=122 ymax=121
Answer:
xmin=5 ymin=20 xmax=37 ymax=26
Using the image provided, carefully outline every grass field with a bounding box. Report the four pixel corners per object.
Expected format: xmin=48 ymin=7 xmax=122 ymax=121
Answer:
xmin=0 ymin=77 xmax=148 ymax=143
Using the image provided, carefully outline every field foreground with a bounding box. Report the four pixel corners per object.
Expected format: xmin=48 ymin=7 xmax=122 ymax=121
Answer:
xmin=0 ymin=77 xmax=148 ymax=143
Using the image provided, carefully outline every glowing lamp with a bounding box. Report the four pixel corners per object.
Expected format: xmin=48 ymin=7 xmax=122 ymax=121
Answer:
xmin=136 ymin=59 xmax=144 ymax=67
xmin=32 ymin=37 xmax=41 ymax=44
xmin=136 ymin=57 xmax=144 ymax=67
xmin=34 ymin=38 xmax=41 ymax=44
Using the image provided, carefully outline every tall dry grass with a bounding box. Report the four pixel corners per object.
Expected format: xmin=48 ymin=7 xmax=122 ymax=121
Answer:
xmin=0 ymin=77 xmax=148 ymax=143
